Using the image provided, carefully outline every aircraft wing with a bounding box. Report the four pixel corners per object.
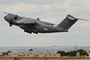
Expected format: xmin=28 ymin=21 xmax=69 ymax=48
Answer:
xmin=14 ymin=18 xmax=36 ymax=25
xmin=41 ymin=21 xmax=56 ymax=26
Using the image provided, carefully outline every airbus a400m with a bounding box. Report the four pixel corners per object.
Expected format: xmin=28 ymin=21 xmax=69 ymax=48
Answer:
xmin=4 ymin=12 xmax=87 ymax=34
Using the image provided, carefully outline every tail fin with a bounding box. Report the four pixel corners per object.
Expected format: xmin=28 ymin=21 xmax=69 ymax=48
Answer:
xmin=58 ymin=14 xmax=78 ymax=31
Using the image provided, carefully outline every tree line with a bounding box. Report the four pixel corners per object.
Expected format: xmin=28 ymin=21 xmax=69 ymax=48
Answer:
xmin=57 ymin=49 xmax=88 ymax=56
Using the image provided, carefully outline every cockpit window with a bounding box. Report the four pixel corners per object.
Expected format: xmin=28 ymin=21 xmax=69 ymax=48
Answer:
xmin=14 ymin=15 xmax=23 ymax=20
xmin=14 ymin=15 xmax=19 ymax=20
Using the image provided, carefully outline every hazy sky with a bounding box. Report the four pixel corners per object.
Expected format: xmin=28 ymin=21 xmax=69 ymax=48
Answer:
xmin=0 ymin=0 xmax=90 ymax=47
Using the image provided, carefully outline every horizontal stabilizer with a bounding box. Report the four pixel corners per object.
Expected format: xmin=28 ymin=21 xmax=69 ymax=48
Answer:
xmin=77 ymin=18 xmax=88 ymax=21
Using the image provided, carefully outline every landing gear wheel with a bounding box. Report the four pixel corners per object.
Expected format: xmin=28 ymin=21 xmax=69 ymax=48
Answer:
xmin=29 ymin=32 xmax=32 ymax=34
xmin=35 ymin=32 xmax=38 ymax=34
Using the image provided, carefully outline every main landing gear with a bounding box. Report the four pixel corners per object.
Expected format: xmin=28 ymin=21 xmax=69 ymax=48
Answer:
xmin=24 ymin=30 xmax=38 ymax=34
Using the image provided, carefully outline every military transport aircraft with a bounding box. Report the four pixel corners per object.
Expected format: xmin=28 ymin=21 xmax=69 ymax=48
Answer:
xmin=4 ymin=12 xmax=87 ymax=34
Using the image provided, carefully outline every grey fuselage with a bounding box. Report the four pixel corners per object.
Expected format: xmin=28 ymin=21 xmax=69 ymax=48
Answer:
xmin=19 ymin=20 xmax=65 ymax=33
xmin=4 ymin=13 xmax=78 ymax=34
xmin=4 ymin=14 xmax=66 ymax=34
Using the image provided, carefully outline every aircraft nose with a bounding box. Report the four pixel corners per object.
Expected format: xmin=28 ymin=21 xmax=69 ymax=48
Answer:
xmin=4 ymin=15 xmax=10 ymax=22
xmin=4 ymin=15 xmax=7 ymax=20
xmin=4 ymin=15 xmax=14 ymax=26
xmin=4 ymin=16 xmax=7 ymax=20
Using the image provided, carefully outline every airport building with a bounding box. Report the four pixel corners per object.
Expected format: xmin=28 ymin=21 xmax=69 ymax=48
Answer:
xmin=8 ymin=51 xmax=60 ymax=57
xmin=86 ymin=50 xmax=90 ymax=57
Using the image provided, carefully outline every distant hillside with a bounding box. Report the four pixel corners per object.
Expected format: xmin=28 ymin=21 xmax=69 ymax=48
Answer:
xmin=0 ymin=46 xmax=90 ymax=52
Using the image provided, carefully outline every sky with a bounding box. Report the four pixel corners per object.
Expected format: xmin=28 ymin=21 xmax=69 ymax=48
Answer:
xmin=0 ymin=0 xmax=90 ymax=47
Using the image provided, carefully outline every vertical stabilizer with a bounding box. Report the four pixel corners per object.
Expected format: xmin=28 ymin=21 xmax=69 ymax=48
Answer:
xmin=58 ymin=15 xmax=78 ymax=31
